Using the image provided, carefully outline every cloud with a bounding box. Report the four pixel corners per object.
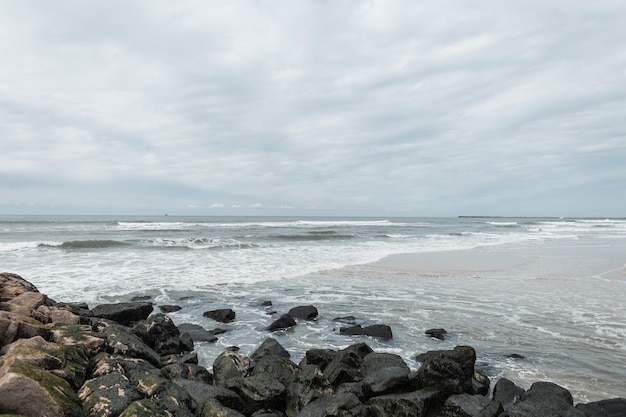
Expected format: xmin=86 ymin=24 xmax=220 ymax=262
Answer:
xmin=0 ymin=1 xmax=625 ymax=216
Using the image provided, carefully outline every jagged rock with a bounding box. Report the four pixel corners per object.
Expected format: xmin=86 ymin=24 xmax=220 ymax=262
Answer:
xmin=471 ymin=371 xmax=490 ymax=395
xmin=367 ymin=388 xmax=448 ymax=417
xmin=202 ymin=400 xmax=247 ymax=417
xmin=287 ymin=305 xmax=319 ymax=321
xmin=300 ymin=348 xmax=336 ymax=370
xmin=158 ymin=305 xmax=182 ymax=313
xmin=91 ymin=302 xmax=153 ymax=326
xmin=295 ymin=391 xmax=373 ymax=417
xmin=425 ymin=328 xmax=447 ymax=340
xmin=228 ymin=374 xmax=287 ymax=415
xmin=286 ymin=364 xmax=334 ymax=416
xmin=252 ymin=408 xmax=288 ymax=417
xmin=359 ymin=352 xmax=413 ymax=397
xmin=323 ymin=348 xmax=363 ymax=387
xmin=250 ymin=354 xmax=299 ymax=388
xmin=160 ymin=352 xmax=199 ymax=367
xmin=177 ymin=323 xmax=219 ymax=343
xmin=439 ymin=393 xmax=500 ymax=417
xmin=0 ymin=310 xmax=51 ymax=350
xmin=213 ymin=350 xmax=251 ymax=388
xmin=119 ymin=399 xmax=174 ymax=417
xmin=576 ymin=398 xmax=626 ymax=417
xmin=416 ymin=346 xmax=477 ymax=395
xmin=267 ymin=314 xmax=297 ymax=332
xmin=96 ymin=322 xmax=161 ymax=367
xmin=500 ymin=381 xmax=586 ymax=417
xmin=173 ymin=378 xmax=245 ymax=414
xmin=132 ymin=313 xmax=186 ymax=355
xmin=79 ymin=372 xmax=142 ymax=417
xmin=251 ymin=338 xmax=291 ymax=362
xmin=0 ymin=336 xmax=86 ymax=417
xmin=203 ymin=308 xmax=236 ymax=323
xmin=492 ymin=377 xmax=525 ymax=410
xmin=339 ymin=324 xmax=393 ymax=340
xmin=161 ymin=363 xmax=213 ymax=384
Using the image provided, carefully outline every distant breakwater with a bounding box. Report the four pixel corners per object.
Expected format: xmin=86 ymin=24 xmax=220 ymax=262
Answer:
xmin=1 ymin=271 xmax=624 ymax=417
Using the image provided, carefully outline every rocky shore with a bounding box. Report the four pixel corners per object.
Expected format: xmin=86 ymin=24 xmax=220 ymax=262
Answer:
xmin=1 ymin=272 xmax=624 ymax=417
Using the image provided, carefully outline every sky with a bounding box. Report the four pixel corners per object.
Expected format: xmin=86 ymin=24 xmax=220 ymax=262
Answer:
xmin=1 ymin=1 xmax=625 ymax=217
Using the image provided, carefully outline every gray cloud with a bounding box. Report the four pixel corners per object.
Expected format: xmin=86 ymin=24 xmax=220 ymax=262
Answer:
xmin=1 ymin=0 xmax=625 ymax=216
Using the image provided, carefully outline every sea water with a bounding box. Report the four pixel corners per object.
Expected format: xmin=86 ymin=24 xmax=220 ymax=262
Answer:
xmin=1 ymin=215 xmax=624 ymax=402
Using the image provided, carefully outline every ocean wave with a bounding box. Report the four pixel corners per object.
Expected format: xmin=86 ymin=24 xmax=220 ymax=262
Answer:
xmin=0 ymin=241 xmax=62 ymax=252
xmin=199 ymin=220 xmax=431 ymax=228
xmin=270 ymin=233 xmax=356 ymax=242
xmin=142 ymin=237 xmax=256 ymax=250
xmin=485 ymin=221 xmax=518 ymax=226
xmin=40 ymin=240 xmax=130 ymax=249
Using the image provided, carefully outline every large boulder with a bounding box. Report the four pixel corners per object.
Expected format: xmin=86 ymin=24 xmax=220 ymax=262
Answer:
xmin=177 ymin=323 xmax=219 ymax=343
xmin=367 ymin=388 xmax=448 ymax=417
xmin=339 ymin=324 xmax=393 ymax=340
xmin=576 ymin=398 xmax=626 ymax=417
xmin=132 ymin=313 xmax=187 ymax=355
xmin=91 ymin=302 xmax=153 ymax=326
xmin=492 ymin=377 xmax=525 ymax=410
xmin=416 ymin=346 xmax=476 ymax=395
xmin=287 ymin=305 xmax=319 ymax=321
xmin=95 ymin=321 xmax=161 ymax=367
xmin=500 ymin=381 xmax=586 ymax=417
xmin=267 ymin=314 xmax=297 ymax=332
xmin=251 ymin=338 xmax=291 ymax=362
xmin=203 ymin=308 xmax=236 ymax=323
xmin=213 ymin=350 xmax=251 ymax=388
xmin=286 ymin=364 xmax=334 ymax=416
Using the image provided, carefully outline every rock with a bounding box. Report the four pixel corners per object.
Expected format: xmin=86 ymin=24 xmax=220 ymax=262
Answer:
xmin=159 ymin=304 xmax=182 ymax=313
xmin=251 ymin=338 xmax=291 ymax=362
xmin=79 ymin=372 xmax=142 ymax=417
xmin=177 ymin=323 xmax=219 ymax=343
xmin=203 ymin=308 xmax=236 ymax=323
xmin=471 ymin=371 xmax=490 ymax=396
xmin=132 ymin=313 xmax=186 ymax=355
xmin=576 ymin=398 xmax=626 ymax=417
xmin=161 ymin=352 xmax=199 ymax=367
xmin=173 ymin=379 xmax=245 ymax=414
xmin=339 ymin=324 xmax=393 ymax=340
xmin=300 ymin=348 xmax=336 ymax=370
xmin=213 ymin=350 xmax=251 ymax=388
xmin=0 ymin=272 xmax=53 ymax=323
xmin=286 ymin=364 xmax=334 ymax=416
xmin=367 ymin=388 xmax=448 ymax=417
xmin=228 ymin=374 xmax=287 ymax=415
xmin=500 ymin=381 xmax=586 ymax=417
xmin=577 ymin=398 xmax=626 ymax=417
xmin=332 ymin=316 xmax=357 ymax=324
xmin=250 ymin=354 xmax=299 ymax=387
xmin=252 ymin=408 xmax=288 ymax=417
xmin=202 ymin=400 xmax=247 ymax=417
xmin=416 ymin=346 xmax=477 ymax=395
xmin=295 ymin=391 xmax=371 ymax=417
xmin=323 ymin=348 xmax=363 ymax=387
xmin=438 ymin=393 xmax=495 ymax=417
xmin=359 ymin=353 xmax=413 ymax=397
xmin=0 ymin=310 xmax=51 ymax=350
xmin=287 ymin=305 xmax=319 ymax=321
xmin=425 ymin=328 xmax=447 ymax=340
xmin=119 ymin=399 xmax=174 ymax=417
xmin=91 ymin=302 xmax=153 ymax=326
xmin=161 ymin=363 xmax=213 ymax=384
xmin=0 ymin=336 xmax=86 ymax=417
xmin=492 ymin=377 xmax=525 ymax=410
xmin=96 ymin=321 xmax=161 ymax=367
xmin=267 ymin=314 xmax=297 ymax=332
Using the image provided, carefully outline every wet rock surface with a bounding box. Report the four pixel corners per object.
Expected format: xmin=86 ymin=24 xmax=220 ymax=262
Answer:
xmin=1 ymin=272 xmax=624 ymax=417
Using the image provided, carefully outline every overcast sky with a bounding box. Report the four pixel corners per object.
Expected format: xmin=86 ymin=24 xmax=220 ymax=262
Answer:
xmin=1 ymin=1 xmax=625 ymax=217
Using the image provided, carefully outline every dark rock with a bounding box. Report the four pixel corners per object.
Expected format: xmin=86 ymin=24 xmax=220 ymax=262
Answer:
xmin=425 ymin=328 xmax=447 ymax=340
xmin=323 ymin=348 xmax=363 ymax=387
xmin=251 ymin=408 xmax=287 ymax=417
xmin=161 ymin=363 xmax=213 ymax=384
xmin=173 ymin=378 xmax=245 ymax=413
xmin=576 ymin=398 xmax=626 ymax=417
xmin=120 ymin=398 xmax=177 ymax=417
xmin=131 ymin=295 xmax=153 ymax=301
xmin=296 ymin=391 xmax=372 ymax=417
xmin=91 ymin=302 xmax=153 ymax=326
xmin=177 ymin=323 xmax=219 ymax=343
xmin=97 ymin=321 xmax=162 ymax=367
xmin=340 ymin=324 xmax=393 ymax=340
xmin=158 ymin=304 xmax=182 ymax=313
xmin=228 ymin=374 xmax=287 ymax=415
xmin=261 ymin=301 xmax=273 ymax=307
xmin=287 ymin=305 xmax=319 ymax=320
xmin=204 ymin=308 xmax=236 ymax=323
xmin=367 ymin=388 xmax=448 ymax=417
xmin=506 ymin=353 xmax=526 ymax=359
xmin=500 ymin=381 xmax=586 ymax=417
xmin=250 ymin=354 xmax=299 ymax=387
xmin=161 ymin=352 xmax=199 ymax=366
xmin=300 ymin=348 xmax=336 ymax=370
xmin=286 ymin=364 xmax=334 ymax=416
xmin=213 ymin=350 xmax=251 ymax=388
xmin=203 ymin=400 xmax=247 ymax=417
xmin=343 ymin=343 xmax=374 ymax=360
xmin=267 ymin=314 xmax=297 ymax=332
xmin=179 ymin=331 xmax=194 ymax=351
xmin=79 ymin=372 xmax=142 ymax=417
xmin=471 ymin=371 xmax=490 ymax=396
xmin=439 ymin=393 xmax=495 ymax=417
xmin=132 ymin=313 xmax=185 ymax=355
xmin=492 ymin=377 xmax=525 ymax=410
xmin=251 ymin=337 xmax=291 ymax=362
xmin=360 ymin=352 xmax=413 ymax=397
xmin=416 ymin=345 xmax=477 ymax=395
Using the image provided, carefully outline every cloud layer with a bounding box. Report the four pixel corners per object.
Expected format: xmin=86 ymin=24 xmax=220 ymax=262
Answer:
xmin=1 ymin=1 xmax=625 ymax=216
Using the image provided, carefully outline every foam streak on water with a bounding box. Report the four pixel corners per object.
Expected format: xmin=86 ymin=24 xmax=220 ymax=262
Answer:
xmin=1 ymin=215 xmax=625 ymax=402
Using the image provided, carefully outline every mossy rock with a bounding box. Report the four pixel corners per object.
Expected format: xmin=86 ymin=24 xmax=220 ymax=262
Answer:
xmin=0 ymin=361 xmax=85 ymax=417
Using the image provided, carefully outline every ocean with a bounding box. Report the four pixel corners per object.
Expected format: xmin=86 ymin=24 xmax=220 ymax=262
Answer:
xmin=1 ymin=215 xmax=625 ymax=402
